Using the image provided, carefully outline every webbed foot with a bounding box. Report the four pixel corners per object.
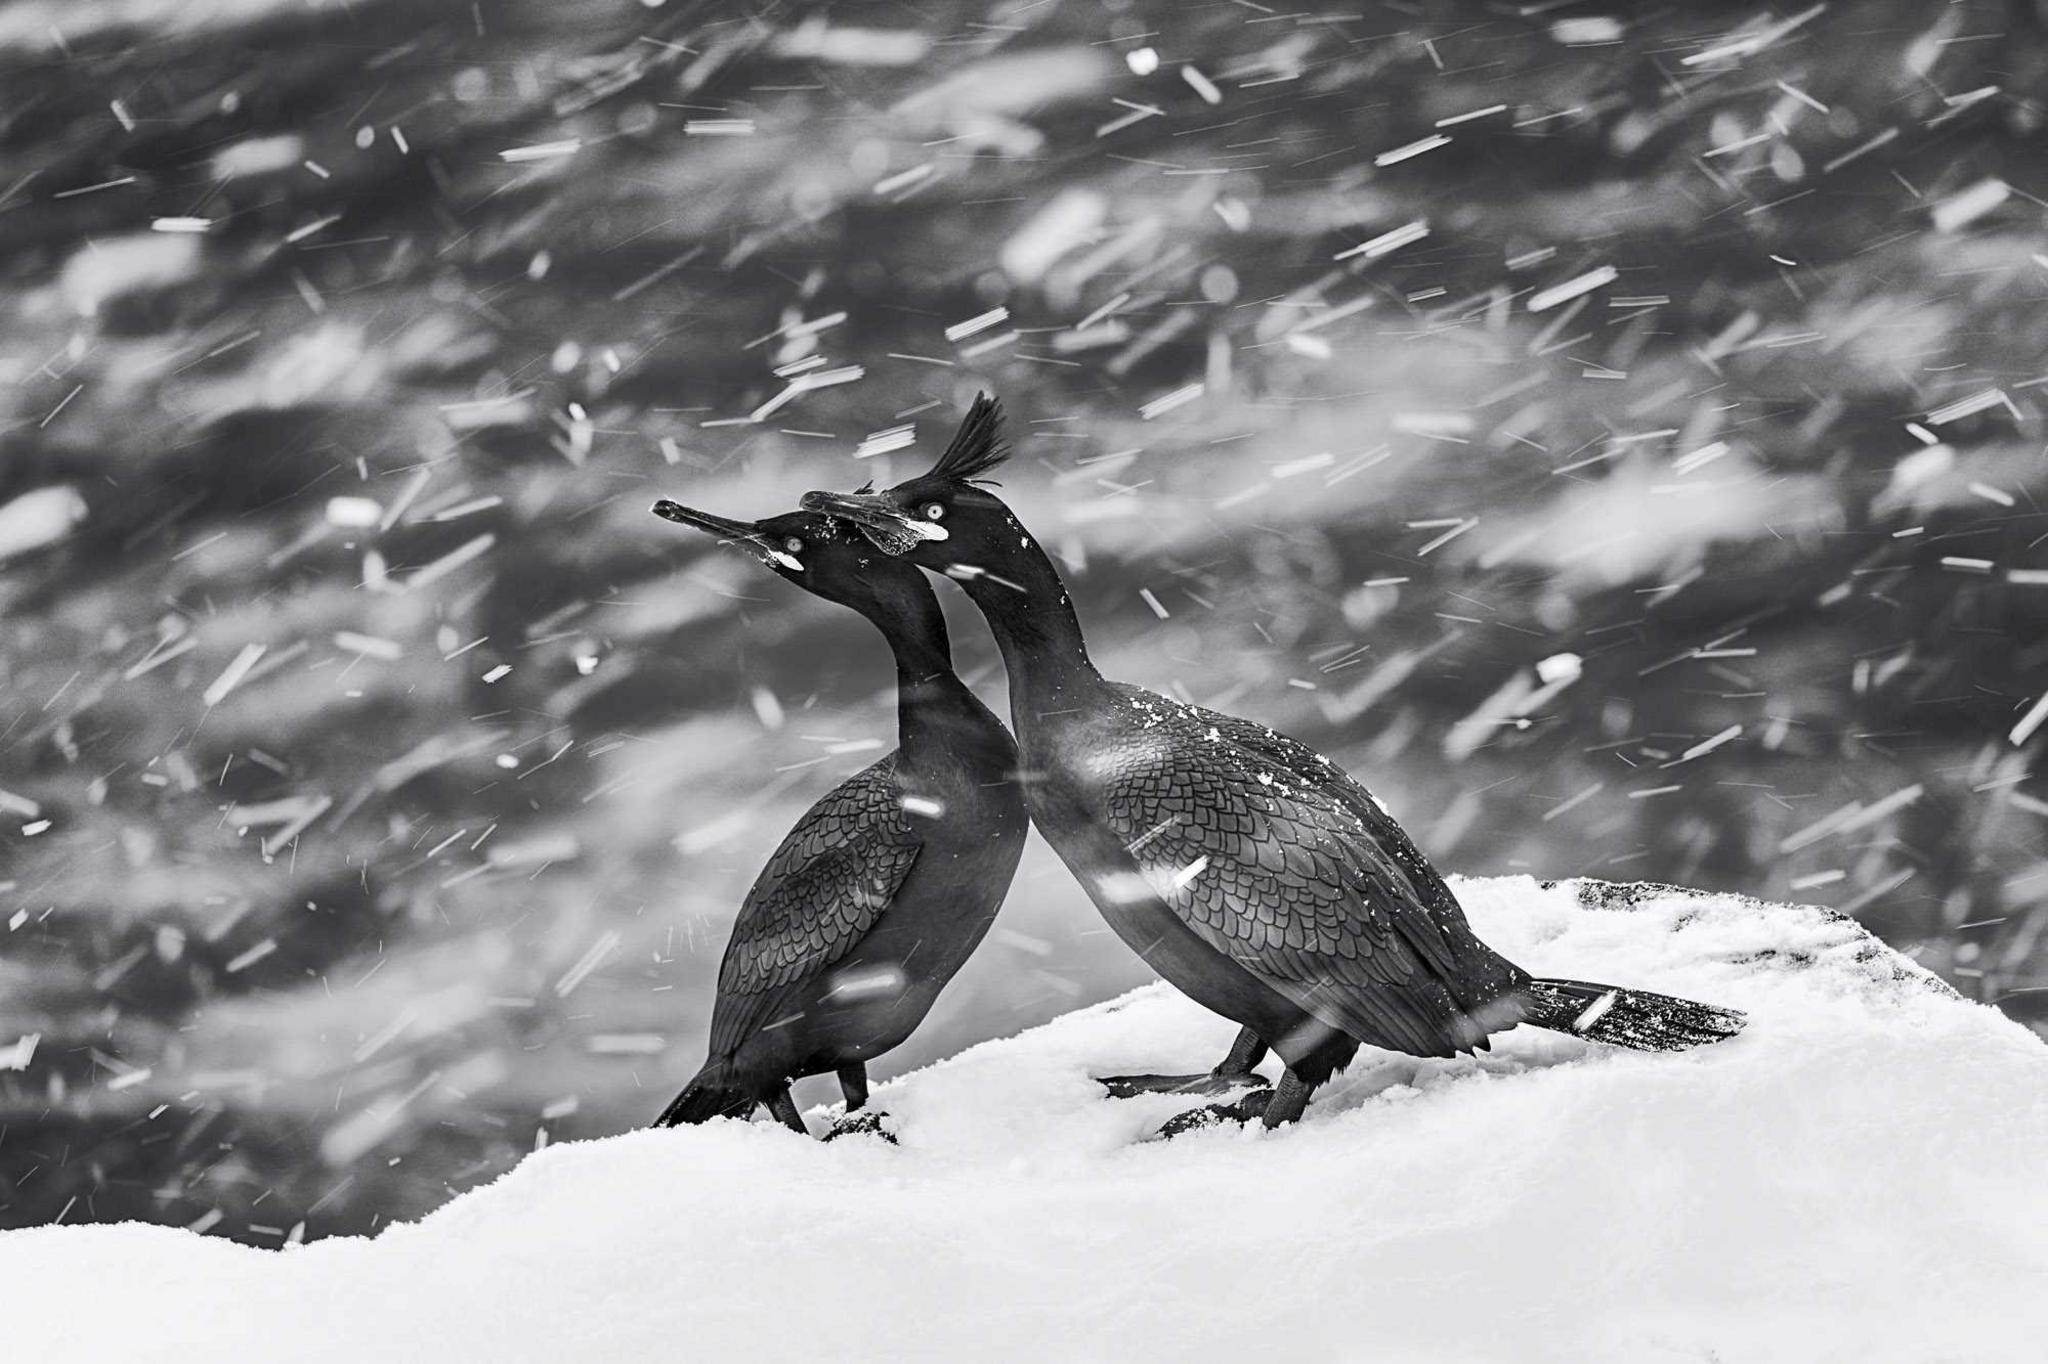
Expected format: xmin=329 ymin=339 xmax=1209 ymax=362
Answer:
xmin=1150 ymin=1088 xmax=1274 ymax=1140
xmin=822 ymin=1109 xmax=898 ymax=1145
xmin=1097 ymin=1070 xmax=1267 ymax=1098
xmin=1100 ymin=1027 xmax=1270 ymax=1099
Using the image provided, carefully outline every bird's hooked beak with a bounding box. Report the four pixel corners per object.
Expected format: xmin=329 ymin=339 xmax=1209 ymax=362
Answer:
xmin=650 ymin=500 xmax=802 ymax=571
xmin=799 ymin=490 xmax=948 ymax=557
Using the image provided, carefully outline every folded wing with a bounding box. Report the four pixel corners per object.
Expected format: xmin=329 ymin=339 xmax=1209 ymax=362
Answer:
xmin=707 ymin=756 xmax=923 ymax=1058
xmin=1096 ymin=690 xmax=1524 ymax=1057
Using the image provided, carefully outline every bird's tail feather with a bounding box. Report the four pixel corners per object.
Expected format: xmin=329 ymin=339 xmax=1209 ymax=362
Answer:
xmin=652 ymin=1062 xmax=756 ymax=1127
xmin=1522 ymin=977 xmax=1746 ymax=1051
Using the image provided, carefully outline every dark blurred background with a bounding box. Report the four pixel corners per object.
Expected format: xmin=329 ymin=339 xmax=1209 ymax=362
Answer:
xmin=3 ymin=0 xmax=2046 ymax=1245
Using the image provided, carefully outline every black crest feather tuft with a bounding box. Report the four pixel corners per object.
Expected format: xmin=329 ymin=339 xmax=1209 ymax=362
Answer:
xmin=925 ymin=392 xmax=1010 ymax=484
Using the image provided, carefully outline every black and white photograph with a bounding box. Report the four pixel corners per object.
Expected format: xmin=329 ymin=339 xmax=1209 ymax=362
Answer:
xmin=2 ymin=1 xmax=2046 ymax=1359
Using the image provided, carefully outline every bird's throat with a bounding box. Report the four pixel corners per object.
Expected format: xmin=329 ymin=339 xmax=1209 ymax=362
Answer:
xmin=953 ymin=535 xmax=1103 ymax=726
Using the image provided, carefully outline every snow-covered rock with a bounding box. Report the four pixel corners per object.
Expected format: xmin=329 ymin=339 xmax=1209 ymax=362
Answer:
xmin=6 ymin=877 xmax=2045 ymax=1363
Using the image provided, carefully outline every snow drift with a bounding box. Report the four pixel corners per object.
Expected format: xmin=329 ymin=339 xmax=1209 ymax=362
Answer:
xmin=5 ymin=876 xmax=2044 ymax=1363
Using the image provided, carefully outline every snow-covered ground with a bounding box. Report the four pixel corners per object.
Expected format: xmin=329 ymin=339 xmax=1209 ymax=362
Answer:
xmin=5 ymin=877 xmax=2044 ymax=1363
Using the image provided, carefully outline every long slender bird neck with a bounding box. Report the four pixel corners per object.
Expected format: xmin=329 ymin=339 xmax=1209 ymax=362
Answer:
xmin=954 ymin=531 xmax=1104 ymax=728
xmin=879 ymin=593 xmax=954 ymax=692
xmin=872 ymin=592 xmax=997 ymax=773
xmin=895 ymin=666 xmax=994 ymax=770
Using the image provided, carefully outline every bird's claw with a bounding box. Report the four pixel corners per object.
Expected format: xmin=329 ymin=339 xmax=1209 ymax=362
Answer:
xmin=1151 ymin=1088 xmax=1273 ymax=1141
xmin=822 ymin=1109 xmax=898 ymax=1145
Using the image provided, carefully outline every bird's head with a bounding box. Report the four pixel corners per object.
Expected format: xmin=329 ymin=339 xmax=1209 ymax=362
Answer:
xmin=800 ymin=392 xmax=1022 ymax=580
xmin=649 ymin=501 xmax=936 ymax=624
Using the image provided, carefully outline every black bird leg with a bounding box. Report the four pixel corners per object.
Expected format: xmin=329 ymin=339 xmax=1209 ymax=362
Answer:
xmin=764 ymin=1085 xmax=809 ymax=1136
xmin=823 ymin=1064 xmax=898 ymax=1144
xmin=1258 ymin=1068 xmax=1312 ymax=1128
xmin=836 ymin=1062 xmax=869 ymax=1112
xmin=1098 ymin=1026 xmax=1271 ymax=1098
xmin=1216 ymin=1025 xmax=1269 ymax=1077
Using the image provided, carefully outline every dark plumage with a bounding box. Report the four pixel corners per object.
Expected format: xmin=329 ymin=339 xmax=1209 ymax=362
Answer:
xmin=923 ymin=392 xmax=1012 ymax=482
xmin=804 ymin=395 xmax=1745 ymax=1132
xmin=648 ymin=501 xmax=1027 ymax=1137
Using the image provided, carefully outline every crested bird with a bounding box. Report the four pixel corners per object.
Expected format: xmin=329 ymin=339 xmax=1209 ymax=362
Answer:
xmin=802 ymin=395 xmax=1745 ymax=1134
xmin=647 ymin=501 xmax=1027 ymax=1139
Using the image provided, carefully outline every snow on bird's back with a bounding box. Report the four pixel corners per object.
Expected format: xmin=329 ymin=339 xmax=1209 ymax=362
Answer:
xmin=2 ymin=876 xmax=2044 ymax=1364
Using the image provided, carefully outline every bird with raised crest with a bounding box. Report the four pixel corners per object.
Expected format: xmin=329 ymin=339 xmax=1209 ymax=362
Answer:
xmin=802 ymin=394 xmax=1745 ymax=1136
xmin=646 ymin=500 xmax=1027 ymax=1141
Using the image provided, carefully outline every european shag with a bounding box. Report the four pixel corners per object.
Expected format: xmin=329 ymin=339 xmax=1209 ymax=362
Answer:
xmin=803 ymin=395 xmax=1745 ymax=1133
xmin=648 ymin=500 xmax=1027 ymax=1138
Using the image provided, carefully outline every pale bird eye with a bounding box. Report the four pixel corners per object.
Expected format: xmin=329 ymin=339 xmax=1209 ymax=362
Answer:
xmin=922 ymin=502 xmax=945 ymax=521
xmin=783 ymin=537 xmax=803 ymax=554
